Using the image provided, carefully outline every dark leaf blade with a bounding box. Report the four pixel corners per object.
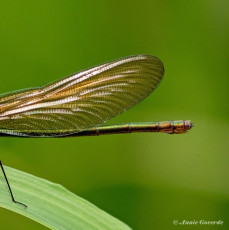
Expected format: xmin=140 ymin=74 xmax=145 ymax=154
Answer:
xmin=0 ymin=55 xmax=164 ymax=136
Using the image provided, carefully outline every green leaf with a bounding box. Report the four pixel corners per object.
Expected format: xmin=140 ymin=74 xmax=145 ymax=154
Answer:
xmin=0 ymin=166 xmax=132 ymax=230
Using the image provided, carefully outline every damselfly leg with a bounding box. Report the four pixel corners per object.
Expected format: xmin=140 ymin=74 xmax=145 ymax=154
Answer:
xmin=0 ymin=160 xmax=27 ymax=208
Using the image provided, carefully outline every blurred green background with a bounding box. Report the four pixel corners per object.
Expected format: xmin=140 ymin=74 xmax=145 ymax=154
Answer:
xmin=0 ymin=0 xmax=228 ymax=229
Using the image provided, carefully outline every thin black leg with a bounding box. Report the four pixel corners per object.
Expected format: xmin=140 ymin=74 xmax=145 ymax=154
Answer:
xmin=0 ymin=160 xmax=27 ymax=208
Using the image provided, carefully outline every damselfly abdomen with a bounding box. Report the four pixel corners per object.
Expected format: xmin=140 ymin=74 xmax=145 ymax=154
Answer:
xmin=0 ymin=55 xmax=192 ymax=207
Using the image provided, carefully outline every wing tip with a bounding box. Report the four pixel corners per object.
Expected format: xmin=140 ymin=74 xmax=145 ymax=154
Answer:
xmin=125 ymin=54 xmax=164 ymax=76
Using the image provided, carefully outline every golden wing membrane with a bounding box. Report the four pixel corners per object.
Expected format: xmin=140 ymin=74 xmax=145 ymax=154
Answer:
xmin=0 ymin=55 xmax=164 ymax=136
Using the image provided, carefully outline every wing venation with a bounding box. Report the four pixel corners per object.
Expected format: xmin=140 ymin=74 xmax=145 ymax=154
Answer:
xmin=0 ymin=55 xmax=164 ymax=136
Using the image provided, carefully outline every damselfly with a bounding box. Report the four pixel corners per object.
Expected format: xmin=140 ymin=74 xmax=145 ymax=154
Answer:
xmin=0 ymin=55 xmax=192 ymax=207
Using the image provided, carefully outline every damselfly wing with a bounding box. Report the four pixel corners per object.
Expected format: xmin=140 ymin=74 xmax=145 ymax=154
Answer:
xmin=0 ymin=55 xmax=172 ymax=137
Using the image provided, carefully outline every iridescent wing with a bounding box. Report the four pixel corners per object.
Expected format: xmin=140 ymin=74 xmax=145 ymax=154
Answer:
xmin=0 ymin=55 xmax=164 ymax=137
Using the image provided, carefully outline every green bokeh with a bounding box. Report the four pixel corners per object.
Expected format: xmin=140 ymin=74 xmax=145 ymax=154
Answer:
xmin=0 ymin=1 xmax=228 ymax=229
